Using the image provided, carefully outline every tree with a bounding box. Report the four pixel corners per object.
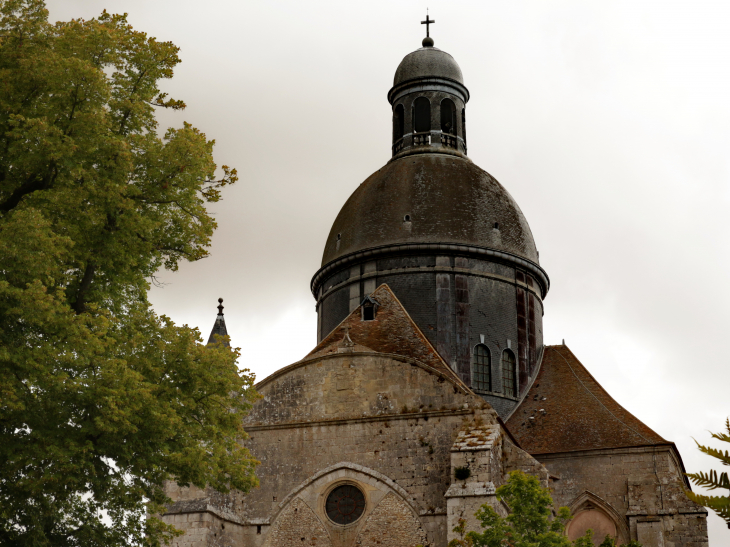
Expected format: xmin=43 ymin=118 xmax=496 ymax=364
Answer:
xmin=685 ymin=418 xmax=730 ymax=528
xmin=448 ymin=471 xmax=640 ymax=547
xmin=0 ymin=1 xmax=257 ymax=545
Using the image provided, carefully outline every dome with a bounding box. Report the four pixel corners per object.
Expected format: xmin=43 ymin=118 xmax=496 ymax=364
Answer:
xmin=321 ymin=153 xmax=539 ymax=267
xmin=393 ymin=47 xmax=464 ymax=86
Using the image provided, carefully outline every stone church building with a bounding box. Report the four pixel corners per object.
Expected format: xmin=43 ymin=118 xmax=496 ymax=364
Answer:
xmin=163 ymin=30 xmax=709 ymax=547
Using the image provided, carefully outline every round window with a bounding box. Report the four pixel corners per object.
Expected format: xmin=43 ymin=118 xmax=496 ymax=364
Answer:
xmin=325 ymin=484 xmax=366 ymax=525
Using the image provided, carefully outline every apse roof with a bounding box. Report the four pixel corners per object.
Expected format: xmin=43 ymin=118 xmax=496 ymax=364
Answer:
xmin=505 ymin=345 xmax=667 ymax=454
xmin=304 ymin=284 xmax=466 ymax=389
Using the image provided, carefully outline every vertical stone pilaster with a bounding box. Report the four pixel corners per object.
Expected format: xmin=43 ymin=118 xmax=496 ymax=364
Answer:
xmin=436 ymin=256 xmax=452 ymax=368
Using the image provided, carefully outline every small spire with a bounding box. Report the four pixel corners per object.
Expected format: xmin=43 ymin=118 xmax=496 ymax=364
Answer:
xmin=207 ymin=297 xmax=229 ymax=347
xmin=421 ymin=10 xmax=435 ymax=47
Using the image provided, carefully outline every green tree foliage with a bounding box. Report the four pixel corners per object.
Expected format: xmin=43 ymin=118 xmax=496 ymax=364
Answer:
xmin=0 ymin=1 xmax=257 ymax=545
xmin=686 ymin=418 xmax=730 ymax=528
xmin=447 ymin=471 xmax=640 ymax=547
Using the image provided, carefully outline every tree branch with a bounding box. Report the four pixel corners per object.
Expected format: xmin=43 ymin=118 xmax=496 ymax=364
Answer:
xmin=72 ymin=262 xmax=96 ymax=314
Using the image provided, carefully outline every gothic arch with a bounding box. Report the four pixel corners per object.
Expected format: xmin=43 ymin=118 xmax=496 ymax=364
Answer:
xmin=567 ymin=491 xmax=629 ymax=545
xmin=268 ymin=462 xmax=422 ymax=528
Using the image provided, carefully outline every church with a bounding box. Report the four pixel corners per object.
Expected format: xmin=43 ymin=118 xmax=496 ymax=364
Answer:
xmin=162 ymin=23 xmax=709 ymax=547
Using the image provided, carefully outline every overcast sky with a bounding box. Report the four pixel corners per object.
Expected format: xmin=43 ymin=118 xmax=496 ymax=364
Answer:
xmin=47 ymin=1 xmax=730 ymax=542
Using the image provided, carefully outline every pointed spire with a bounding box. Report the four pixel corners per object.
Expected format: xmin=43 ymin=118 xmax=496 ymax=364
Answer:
xmin=207 ymin=297 xmax=230 ymax=347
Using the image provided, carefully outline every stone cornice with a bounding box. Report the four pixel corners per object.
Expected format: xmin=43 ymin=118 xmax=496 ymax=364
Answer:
xmin=312 ymin=243 xmax=550 ymax=299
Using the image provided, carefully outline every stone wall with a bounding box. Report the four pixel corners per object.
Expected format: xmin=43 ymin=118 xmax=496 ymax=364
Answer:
xmin=163 ymin=351 xmax=545 ymax=547
xmin=538 ymin=446 xmax=708 ymax=547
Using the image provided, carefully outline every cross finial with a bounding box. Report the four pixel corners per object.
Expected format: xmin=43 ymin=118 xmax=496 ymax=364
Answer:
xmin=217 ymin=297 xmax=224 ymax=315
xmin=421 ymin=11 xmax=435 ymax=38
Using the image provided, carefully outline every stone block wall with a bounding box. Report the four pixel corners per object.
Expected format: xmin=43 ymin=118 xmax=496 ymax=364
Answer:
xmin=163 ymin=351 xmax=547 ymax=547
xmin=537 ymin=446 xmax=708 ymax=547
xmin=165 ymin=352 xmax=494 ymax=546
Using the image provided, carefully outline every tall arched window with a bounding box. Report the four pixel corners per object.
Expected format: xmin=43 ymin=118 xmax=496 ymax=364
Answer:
xmin=393 ymin=104 xmax=404 ymax=142
xmin=414 ymin=97 xmax=431 ymax=133
xmin=472 ymin=344 xmax=491 ymax=392
xmin=501 ymin=349 xmax=517 ymax=397
xmin=440 ymin=98 xmax=456 ymax=135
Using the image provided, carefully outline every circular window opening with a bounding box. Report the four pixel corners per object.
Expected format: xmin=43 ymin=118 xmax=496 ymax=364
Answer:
xmin=325 ymin=484 xmax=366 ymax=525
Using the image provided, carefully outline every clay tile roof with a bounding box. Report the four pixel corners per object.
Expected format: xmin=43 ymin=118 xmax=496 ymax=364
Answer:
xmin=305 ymin=284 xmax=466 ymax=388
xmin=505 ymin=345 xmax=667 ymax=454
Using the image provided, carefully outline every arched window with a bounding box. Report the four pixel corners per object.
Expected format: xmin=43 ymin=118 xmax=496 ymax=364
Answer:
xmin=567 ymin=509 xmax=618 ymax=544
xmin=440 ymin=98 xmax=456 ymax=135
xmin=393 ymin=104 xmax=404 ymax=142
xmin=501 ymin=349 xmax=517 ymax=397
xmin=472 ymin=344 xmax=491 ymax=391
xmin=414 ymin=97 xmax=430 ymax=133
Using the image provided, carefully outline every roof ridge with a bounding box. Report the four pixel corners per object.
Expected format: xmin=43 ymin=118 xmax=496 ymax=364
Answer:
xmin=552 ymin=346 xmax=658 ymax=444
xmin=374 ymin=284 xmax=467 ymax=389
xmin=304 ymin=284 xmax=467 ymax=390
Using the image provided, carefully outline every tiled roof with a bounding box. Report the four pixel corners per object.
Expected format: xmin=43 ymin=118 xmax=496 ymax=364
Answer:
xmin=505 ymin=345 xmax=666 ymax=454
xmin=305 ymin=284 xmax=466 ymax=388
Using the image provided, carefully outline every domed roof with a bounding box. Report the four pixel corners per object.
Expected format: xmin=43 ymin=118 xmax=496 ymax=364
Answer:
xmin=321 ymin=153 xmax=539 ymax=267
xmin=393 ymin=46 xmax=464 ymax=86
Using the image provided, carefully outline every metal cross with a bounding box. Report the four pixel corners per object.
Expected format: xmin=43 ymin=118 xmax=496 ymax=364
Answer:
xmin=421 ymin=12 xmax=435 ymax=37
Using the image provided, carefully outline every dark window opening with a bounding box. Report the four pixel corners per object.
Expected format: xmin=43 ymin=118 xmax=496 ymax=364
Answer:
xmin=404 ymin=214 xmax=411 ymax=222
xmin=336 ymin=233 xmax=341 ymax=240
xmin=257 ymin=526 xmax=262 ymax=535
xmin=414 ymin=97 xmax=431 ymax=133
xmin=472 ymin=344 xmax=491 ymax=391
xmin=393 ymin=104 xmax=405 ymax=142
xmin=502 ymin=349 xmax=517 ymax=397
xmin=363 ymin=305 xmax=375 ymax=321
xmin=494 ymin=222 xmax=499 ymax=229
xmin=440 ymin=99 xmax=456 ymax=135
xmin=462 ymin=108 xmax=467 ymax=144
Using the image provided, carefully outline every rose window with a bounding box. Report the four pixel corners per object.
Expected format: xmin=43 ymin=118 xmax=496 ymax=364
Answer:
xmin=325 ymin=484 xmax=366 ymax=525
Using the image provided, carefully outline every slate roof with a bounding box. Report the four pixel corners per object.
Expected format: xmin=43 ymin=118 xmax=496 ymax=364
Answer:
xmin=505 ymin=345 xmax=667 ymax=454
xmin=393 ymin=46 xmax=464 ymax=86
xmin=305 ymin=284 xmax=466 ymax=388
xmin=206 ymin=299 xmax=230 ymax=347
xmin=319 ymin=153 xmax=540 ymax=268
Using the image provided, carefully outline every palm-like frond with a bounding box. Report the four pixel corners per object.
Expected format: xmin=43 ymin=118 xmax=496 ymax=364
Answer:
xmin=686 ymin=419 xmax=730 ymax=529
xmin=695 ymin=442 xmax=730 ymax=467
xmin=684 ymin=491 xmax=730 ymax=522
xmin=687 ymin=470 xmax=730 ymax=491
